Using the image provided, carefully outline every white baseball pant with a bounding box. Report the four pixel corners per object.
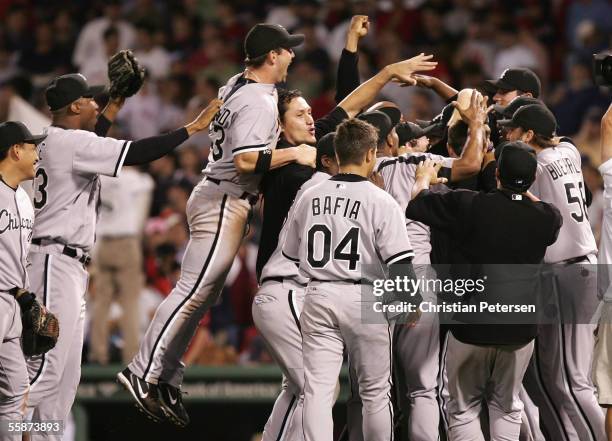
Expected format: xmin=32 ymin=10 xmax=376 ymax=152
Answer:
xmin=301 ymin=282 xmax=394 ymax=441
xmin=130 ymin=185 xmax=251 ymax=386
xmin=26 ymin=252 xmax=88 ymax=441
xmin=253 ymin=280 xmax=305 ymax=441
xmin=0 ymin=293 xmax=29 ymax=441
xmin=446 ymin=333 xmax=534 ymax=441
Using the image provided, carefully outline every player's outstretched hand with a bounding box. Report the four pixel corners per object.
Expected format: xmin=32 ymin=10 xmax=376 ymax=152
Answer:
xmin=415 ymin=159 xmax=448 ymax=185
xmin=295 ymin=144 xmax=317 ymax=168
xmin=186 ymin=98 xmax=223 ymax=135
xmin=413 ymin=74 xmax=436 ymax=89
xmin=451 ymin=90 xmax=488 ymax=126
xmin=387 ymin=53 xmax=437 ymax=86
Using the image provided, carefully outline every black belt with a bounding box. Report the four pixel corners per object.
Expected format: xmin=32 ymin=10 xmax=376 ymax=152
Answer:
xmin=32 ymin=238 xmax=91 ymax=265
xmin=310 ymin=278 xmax=366 ymax=285
xmin=206 ymin=177 xmax=259 ymax=205
xmin=562 ymin=255 xmax=589 ymax=265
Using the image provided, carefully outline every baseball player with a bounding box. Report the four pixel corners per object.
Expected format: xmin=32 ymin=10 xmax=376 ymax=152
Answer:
xmin=258 ymin=45 xmax=438 ymax=277
xmin=0 ymin=121 xmax=44 ymax=441
xmin=500 ymin=104 xmax=605 ymax=441
xmin=119 ymin=23 xmax=314 ymax=427
xmin=25 ymin=72 xmax=221 ymax=440
xmin=405 ymin=144 xmax=562 ymax=441
xmin=595 ymin=102 xmax=612 ymax=441
xmin=370 ymin=92 xmax=487 ymax=441
xmin=282 ymin=118 xmax=420 ymax=441
xmin=253 ymin=132 xmax=339 ymax=441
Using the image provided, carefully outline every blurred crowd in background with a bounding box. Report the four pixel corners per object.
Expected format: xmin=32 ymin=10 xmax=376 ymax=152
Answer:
xmin=0 ymin=0 xmax=610 ymax=367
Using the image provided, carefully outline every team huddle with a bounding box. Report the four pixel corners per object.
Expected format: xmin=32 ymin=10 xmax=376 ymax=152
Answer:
xmin=0 ymin=15 xmax=611 ymax=441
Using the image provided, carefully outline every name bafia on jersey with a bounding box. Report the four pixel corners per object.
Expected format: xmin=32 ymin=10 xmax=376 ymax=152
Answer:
xmin=202 ymin=73 xmax=281 ymax=196
xmin=282 ymin=174 xmax=414 ymax=283
xmin=32 ymin=126 xmax=131 ymax=253
xmin=529 ymin=141 xmax=597 ymax=263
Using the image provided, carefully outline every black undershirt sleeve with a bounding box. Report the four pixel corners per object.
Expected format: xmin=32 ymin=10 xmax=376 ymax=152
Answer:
xmin=123 ymin=128 xmax=189 ymax=166
xmin=335 ymin=49 xmax=360 ymax=103
xmin=94 ymin=115 xmax=112 ymax=136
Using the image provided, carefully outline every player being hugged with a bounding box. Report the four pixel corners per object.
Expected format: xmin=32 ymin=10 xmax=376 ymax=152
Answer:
xmin=282 ymin=118 xmax=421 ymax=441
xmin=25 ymin=55 xmax=221 ymax=438
xmin=119 ymin=24 xmax=318 ymax=427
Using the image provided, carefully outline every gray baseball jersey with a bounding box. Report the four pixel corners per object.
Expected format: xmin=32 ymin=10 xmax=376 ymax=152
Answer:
xmin=282 ymin=175 xmax=414 ymax=282
xmin=0 ymin=182 xmax=34 ymax=291
xmin=32 ymin=126 xmax=131 ymax=252
xmin=529 ymin=141 xmax=597 ymax=263
xmin=260 ymin=171 xmax=331 ymax=283
xmin=377 ymin=153 xmax=454 ymax=263
xmin=202 ymin=73 xmax=281 ymax=196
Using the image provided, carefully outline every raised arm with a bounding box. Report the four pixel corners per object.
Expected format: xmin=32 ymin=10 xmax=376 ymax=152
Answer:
xmin=449 ymin=90 xmax=489 ymax=181
xmin=335 ymin=15 xmax=369 ymax=103
xmin=338 ymin=53 xmax=438 ymax=118
xmin=413 ymin=74 xmax=458 ymax=101
xmin=123 ymin=98 xmax=223 ymax=166
xmin=94 ymin=97 xmax=125 ymax=136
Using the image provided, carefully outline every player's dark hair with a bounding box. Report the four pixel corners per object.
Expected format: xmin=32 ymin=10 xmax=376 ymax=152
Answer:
xmin=277 ymin=88 xmax=302 ymax=123
xmin=334 ymin=119 xmax=377 ymax=166
xmin=447 ymin=121 xmax=469 ymax=156
xmin=0 ymin=147 xmax=10 ymax=161
xmin=245 ymin=48 xmax=282 ymax=68
xmin=531 ymin=133 xmax=556 ymax=149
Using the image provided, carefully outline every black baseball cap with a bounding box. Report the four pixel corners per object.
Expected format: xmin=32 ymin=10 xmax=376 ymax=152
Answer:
xmin=496 ymin=141 xmax=537 ymax=192
xmin=45 ymin=74 xmax=106 ymax=111
xmin=497 ymin=104 xmax=557 ymax=138
xmin=244 ymin=24 xmax=305 ymax=61
xmin=493 ymin=96 xmax=541 ymax=118
xmin=358 ymin=111 xmax=392 ymax=145
xmin=0 ymin=121 xmax=46 ymax=151
xmin=396 ymin=122 xmax=427 ymax=145
xmin=484 ymin=68 xmax=541 ymax=98
xmin=316 ymin=131 xmax=335 ymax=169
xmin=377 ymin=106 xmax=401 ymax=127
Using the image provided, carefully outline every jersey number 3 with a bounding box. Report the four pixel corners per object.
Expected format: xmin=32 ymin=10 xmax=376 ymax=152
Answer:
xmin=34 ymin=168 xmax=48 ymax=209
xmin=211 ymin=124 xmax=225 ymax=161
xmin=307 ymin=225 xmax=361 ymax=270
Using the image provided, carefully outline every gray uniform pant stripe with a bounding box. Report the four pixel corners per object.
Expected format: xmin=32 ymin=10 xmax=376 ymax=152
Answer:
xmin=142 ymin=194 xmax=228 ymax=380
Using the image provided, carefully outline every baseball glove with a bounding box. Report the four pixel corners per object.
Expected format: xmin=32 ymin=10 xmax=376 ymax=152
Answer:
xmin=108 ymin=50 xmax=145 ymax=99
xmin=13 ymin=289 xmax=59 ymax=356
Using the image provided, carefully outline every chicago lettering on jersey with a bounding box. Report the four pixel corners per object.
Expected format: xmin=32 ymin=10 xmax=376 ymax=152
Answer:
xmin=311 ymin=196 xmax=361 ymax=220
xmin=0 ymin=209 xmax=33 ymax=234
xmin=545 ymin=157 xmax=581 ymax=180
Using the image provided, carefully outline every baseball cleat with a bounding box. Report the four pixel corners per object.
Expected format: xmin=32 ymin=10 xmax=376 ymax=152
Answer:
xmin=117 ymin=367 xmax=165 ymax=423
xmin=158 ymin=383 xmax=190 ymax=428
